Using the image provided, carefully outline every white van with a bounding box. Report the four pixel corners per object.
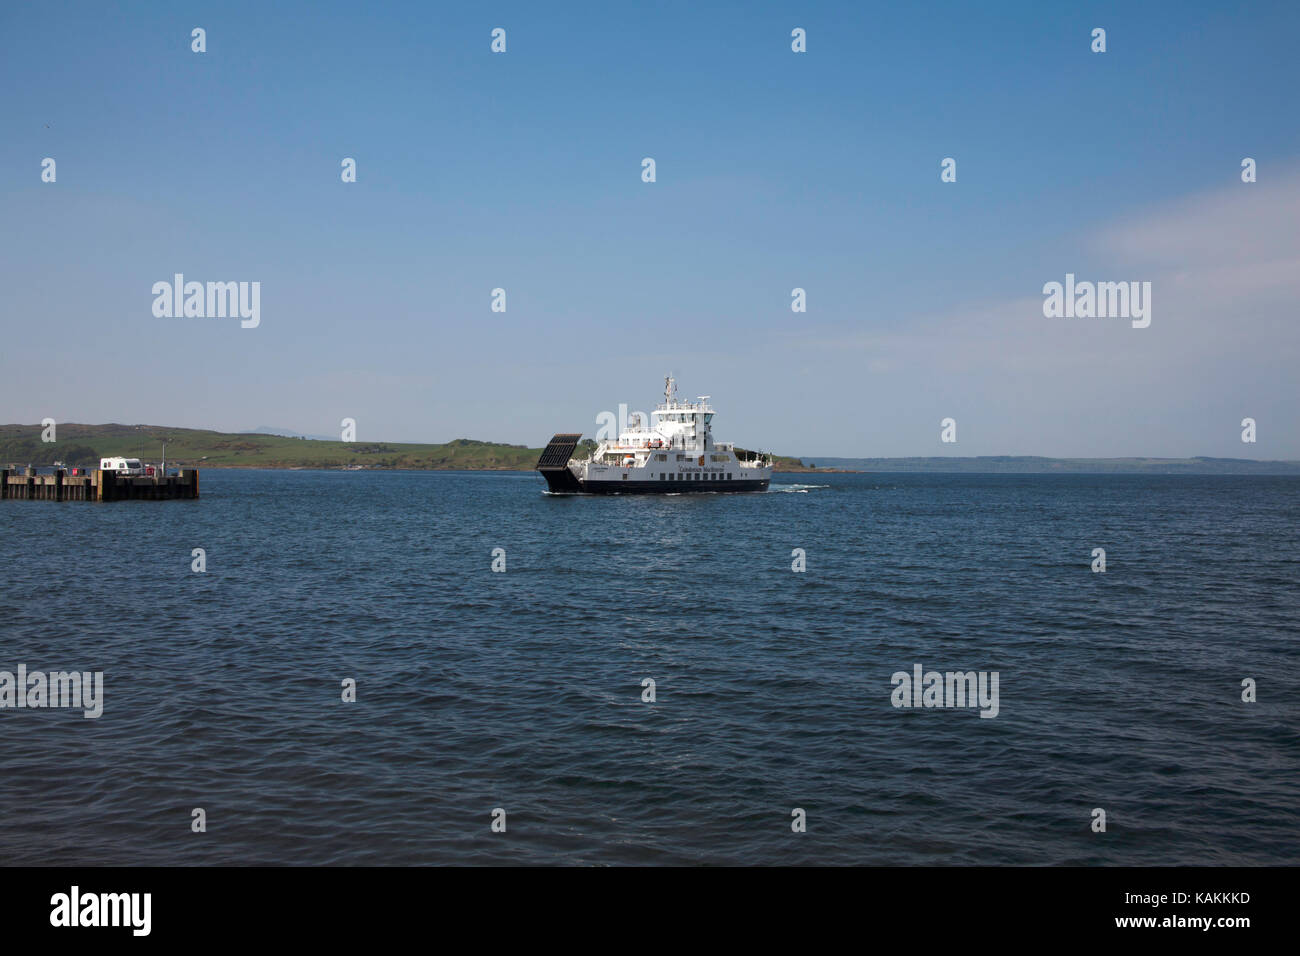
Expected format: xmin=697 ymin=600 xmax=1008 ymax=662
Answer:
xmin=100 ymin=457 xmax=145 ymax=475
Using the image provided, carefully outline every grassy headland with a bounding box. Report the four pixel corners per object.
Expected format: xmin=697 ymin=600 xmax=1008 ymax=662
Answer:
xmin=0 ymin=423 xmax=812 ymax=472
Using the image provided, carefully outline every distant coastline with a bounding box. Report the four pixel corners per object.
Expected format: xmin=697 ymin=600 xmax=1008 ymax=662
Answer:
xmin=2 ymin=424 xmax=1297 ymax=475
xmin=805 ymin=456 xmax=1300 ymax=475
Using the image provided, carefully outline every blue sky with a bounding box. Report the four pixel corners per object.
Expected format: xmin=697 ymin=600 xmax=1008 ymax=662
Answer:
xmin=2 ymin=1 xmax=1298 ymax=457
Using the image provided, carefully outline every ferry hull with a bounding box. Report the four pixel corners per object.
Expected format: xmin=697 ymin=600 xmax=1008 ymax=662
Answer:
xmin=546 ymin=477 xmax=770 ymax=495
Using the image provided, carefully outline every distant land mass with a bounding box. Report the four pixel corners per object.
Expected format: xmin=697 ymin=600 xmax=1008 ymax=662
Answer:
xmin=2 ymin=425 xmax=1297 ymax=474
xmin=2 ymin=423 xmax=542 ymax=470
xmin=0 ymin=422 xmax=808 ymax=472
xmin=804 ymin=455 xmax=1300 ymax=475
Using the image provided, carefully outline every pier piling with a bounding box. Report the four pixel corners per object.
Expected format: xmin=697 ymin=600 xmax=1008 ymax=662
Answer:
xmin=1 ymin=467 xmax=199 ymax=502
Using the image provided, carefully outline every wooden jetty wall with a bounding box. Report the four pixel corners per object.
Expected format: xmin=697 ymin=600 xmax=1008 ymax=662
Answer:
xmin=0 ymin=468 xmax=200 ymax=502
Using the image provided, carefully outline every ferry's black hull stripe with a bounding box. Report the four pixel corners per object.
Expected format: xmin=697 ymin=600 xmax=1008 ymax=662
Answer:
xmin=541 ymin=474 xmax=770 ymax=494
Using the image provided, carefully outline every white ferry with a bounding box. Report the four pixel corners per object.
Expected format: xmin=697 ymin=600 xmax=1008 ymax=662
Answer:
xmin=537 ymin=378 xmax=773 ymax=494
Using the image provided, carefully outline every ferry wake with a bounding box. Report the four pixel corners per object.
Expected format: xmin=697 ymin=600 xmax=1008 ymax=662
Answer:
xmin=536 ymin=377 xmax=773 ymax=495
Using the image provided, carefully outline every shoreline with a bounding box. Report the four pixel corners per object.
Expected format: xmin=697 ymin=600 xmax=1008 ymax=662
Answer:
xmin=5 ymin=425 xmax=1300 ymax=476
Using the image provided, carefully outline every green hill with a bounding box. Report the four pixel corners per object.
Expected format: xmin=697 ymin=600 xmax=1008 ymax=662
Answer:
xmin=0 ymin=424 xmax=539 ymax=470
xmin=0 ymin=423 xmax=812 ymax=472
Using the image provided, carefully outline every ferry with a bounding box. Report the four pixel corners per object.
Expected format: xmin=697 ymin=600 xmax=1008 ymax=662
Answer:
xmin=537 ymin=377 xmax=773 ymax=494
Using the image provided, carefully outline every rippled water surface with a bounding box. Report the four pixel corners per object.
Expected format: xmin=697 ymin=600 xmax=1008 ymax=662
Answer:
xmin=2 ymin=470 xmax=1297 ymax=865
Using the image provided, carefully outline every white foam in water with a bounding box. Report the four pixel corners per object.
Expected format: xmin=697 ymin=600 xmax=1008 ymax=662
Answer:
xmin=773 ymin=483 xmax=830 ymax=493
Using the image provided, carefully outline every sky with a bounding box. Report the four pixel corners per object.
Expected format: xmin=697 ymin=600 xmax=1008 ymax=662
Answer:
xmin=2 ymin=0 xmax=1298 ymax=458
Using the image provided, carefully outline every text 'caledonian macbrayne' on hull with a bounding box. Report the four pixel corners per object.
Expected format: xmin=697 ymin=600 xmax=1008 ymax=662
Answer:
xmin=536 ymin=378 xmax=772 ymax=495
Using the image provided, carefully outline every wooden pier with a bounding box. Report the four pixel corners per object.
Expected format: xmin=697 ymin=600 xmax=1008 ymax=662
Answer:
xmin=1 ymin=468 xmax=200 ymax=502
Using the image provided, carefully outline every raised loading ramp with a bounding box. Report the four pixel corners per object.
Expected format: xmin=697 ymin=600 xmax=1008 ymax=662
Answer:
xmin=536 ymin=433 xmax=583 ymax=492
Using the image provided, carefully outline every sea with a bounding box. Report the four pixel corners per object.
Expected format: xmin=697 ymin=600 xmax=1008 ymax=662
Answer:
xmin=1 ymin=470 xmax=1297 ymax=865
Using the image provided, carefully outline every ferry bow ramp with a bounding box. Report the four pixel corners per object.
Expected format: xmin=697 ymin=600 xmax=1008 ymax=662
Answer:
xmin=537 ymin=433 xmax=583 ymax=493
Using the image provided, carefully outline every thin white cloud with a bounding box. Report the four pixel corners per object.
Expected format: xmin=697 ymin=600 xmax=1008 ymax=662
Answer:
xmin=788 ymin=171 xmax=1300 ymax=457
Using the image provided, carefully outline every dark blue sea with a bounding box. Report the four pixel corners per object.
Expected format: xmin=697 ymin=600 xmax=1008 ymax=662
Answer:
xmin=2 ymin=470 xmax=1297 ymax=865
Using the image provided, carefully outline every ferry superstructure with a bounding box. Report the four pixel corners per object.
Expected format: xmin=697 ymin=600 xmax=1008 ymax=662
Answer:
xmin=536 ymin=378 xmax=773 ymax=494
